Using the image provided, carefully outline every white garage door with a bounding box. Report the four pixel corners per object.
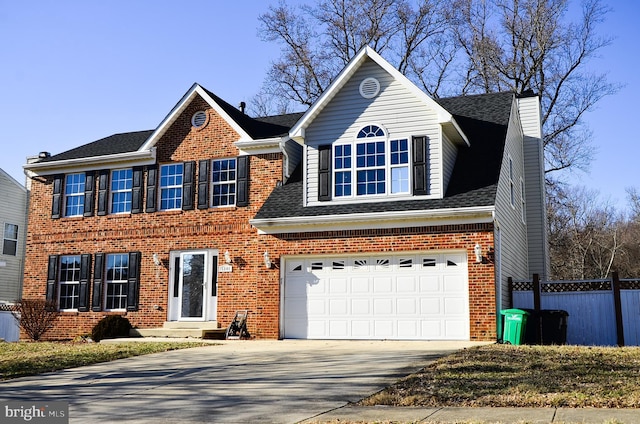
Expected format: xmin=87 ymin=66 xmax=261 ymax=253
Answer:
xmin=282 ymin=251 xmax=469 ymax=340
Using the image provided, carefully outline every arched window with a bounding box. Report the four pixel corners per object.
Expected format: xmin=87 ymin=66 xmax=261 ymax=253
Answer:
xmin=332 ymin=125 xmax=410 ymax=197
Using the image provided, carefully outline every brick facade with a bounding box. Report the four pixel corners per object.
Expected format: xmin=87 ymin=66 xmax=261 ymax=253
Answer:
xmin=23 ymin=94 xmax=498 ymax=341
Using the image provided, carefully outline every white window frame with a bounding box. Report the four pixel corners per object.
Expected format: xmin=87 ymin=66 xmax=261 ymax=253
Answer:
xmin=2 ymin=223 xmax=18 ymax=256
xmin=104 ymin=253 xmax=128 ymax=311
xmin=520 ymin=177 xmax=526 ymax=224
xmin=64 ymin=173 xmax=85 ymax=217
xmin=332 ymin=124 xmax=411 ymax=199
xmin=110 ymin=168 xmax=133 ymax=214
xmin=58 ymin=255 xmax=81 ymax=311
xmin=159 ymin=163 xmax=183 ymax=211
xmin=508 ymin=156 xmax=515 ymax=208
xmin=211 ymin=158 xmax=237 ymax=207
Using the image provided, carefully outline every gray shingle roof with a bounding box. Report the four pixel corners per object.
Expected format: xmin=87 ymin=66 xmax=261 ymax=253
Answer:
xmin=253 ymin=91 xmax=515 ymax=220
xmin=40 ymin=130 xmax=154 ymax=162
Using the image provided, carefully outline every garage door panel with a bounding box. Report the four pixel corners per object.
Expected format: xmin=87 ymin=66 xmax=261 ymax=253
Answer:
xmin=329 ymin=299 xmax=348 ymax=314
xmin=283 ymin=252 xmax=469 ymax=340
xmin=397 ymin=298 xmax=417 ymax=314
xmin=351 ymin=298 xmax=370 ymax=314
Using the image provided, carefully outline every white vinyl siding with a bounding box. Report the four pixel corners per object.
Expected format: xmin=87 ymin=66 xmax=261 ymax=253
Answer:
xmin=0 ymin=170 xmax=27 ymax=302
xmin=494 ymin=100 xmax=529 ymax=310
xmin=518 ymin=96 xmax=549 ymax=279
xmin=304 ymin=59 xmax=442 ymax=206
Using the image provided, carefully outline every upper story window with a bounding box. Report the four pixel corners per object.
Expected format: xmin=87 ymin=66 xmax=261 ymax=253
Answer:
xmin=59 ymin=255 xmax=81 ymax=310
xmin=64 ymin=173 xmax=85 ymax=217
xmin=211 ymin=158 xmax=236 ymax=207
xmin=3 ymin=223 xmax=18 ymax=256
xmin=160 ymin=164 xmax=183 ymax=210
xmin=110 ymin=169 xmax=133 ymax=214
xmin=333 ymin=125 xmax=411 ymax=198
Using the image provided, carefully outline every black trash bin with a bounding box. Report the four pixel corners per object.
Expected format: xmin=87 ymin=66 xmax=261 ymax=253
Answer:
xmin=539 ymin=310 xmax=569 ymax=345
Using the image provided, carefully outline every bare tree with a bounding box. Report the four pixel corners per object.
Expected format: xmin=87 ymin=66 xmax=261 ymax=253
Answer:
xmin=10 ymin=299 xmax=60 ymax=341
xmin=257 ymin=0 xmax=455 ymax=109
xmin=259 ymin=0 xmax=618 ymax=181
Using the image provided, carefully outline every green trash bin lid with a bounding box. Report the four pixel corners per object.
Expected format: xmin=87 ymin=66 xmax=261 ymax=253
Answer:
xmin=500 ymin=308 xmax=531 ymax=316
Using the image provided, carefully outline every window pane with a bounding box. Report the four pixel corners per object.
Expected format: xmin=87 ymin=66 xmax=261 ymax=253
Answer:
xmin=3 ymin=224 xmax=18 ymax=256
xmin=391 ymin=167 xmax=409 ymax=193
xmin=105 ymin=254 xmax=128 ymax=310
xmin=211 ymin=159 xmax=237 ymax=207
xmin=59 ymin=255 xmax=81 ymax=310
xmin=160 ymin=164 xmax=183 ymax=210
xmin=111 ymin=169 xmax=133 ymax=214
xmin=64 ymin=173 xmax=85 ymax=217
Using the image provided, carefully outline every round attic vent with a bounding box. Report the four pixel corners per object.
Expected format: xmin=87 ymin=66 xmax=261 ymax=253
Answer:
xmin=359 ymin=77 xmax=380 ymax=99
xmin=191 ymin=111 xmax=208 ymax=128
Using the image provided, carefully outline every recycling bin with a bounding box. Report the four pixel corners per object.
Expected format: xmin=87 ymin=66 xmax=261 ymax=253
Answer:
xmin=500 ymin=308 xmax=530 ymax=345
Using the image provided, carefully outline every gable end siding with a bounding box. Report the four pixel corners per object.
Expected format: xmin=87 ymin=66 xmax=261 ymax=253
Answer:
xmin=303 ymin=59 xmax=442 ymax=205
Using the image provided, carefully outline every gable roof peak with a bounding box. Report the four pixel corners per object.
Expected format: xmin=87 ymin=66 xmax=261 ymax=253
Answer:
xmin=289 ymin=45 xmax=467 ymax=145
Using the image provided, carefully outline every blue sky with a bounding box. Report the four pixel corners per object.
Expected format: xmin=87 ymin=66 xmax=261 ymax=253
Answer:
xmin=0 ymin=1 xmax=637 ymax=210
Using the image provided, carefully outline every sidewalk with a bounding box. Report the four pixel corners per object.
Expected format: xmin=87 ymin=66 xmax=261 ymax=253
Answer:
xmin=305 ymin=405 xmax=640 ymax=423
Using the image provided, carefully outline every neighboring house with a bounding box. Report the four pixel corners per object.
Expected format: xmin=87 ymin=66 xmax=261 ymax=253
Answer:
xmin=0 ymin=168 xmax=27 ymax=303
xmin=22 ymin=47 xmax=547 ymax=341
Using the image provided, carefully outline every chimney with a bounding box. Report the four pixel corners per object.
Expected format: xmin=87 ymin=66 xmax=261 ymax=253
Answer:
xmin=238 ymin=102 xmax=246 ymax=114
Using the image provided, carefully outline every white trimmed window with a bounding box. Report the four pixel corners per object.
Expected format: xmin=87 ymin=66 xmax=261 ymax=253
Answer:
xmin=333 ymin=125 xmax=410 ymax=198
xmin=508 ymin=156 xmax=515 ymax=207
xmin=520 ymin=178 xmax=526 ymax=223
xmin=59 ymin=255 xmax=81 ymax=310
xmin=110 ymin=169 xmax=133 ymax=214
xmin=3 ymin=223 xmax=18 ymax=256
xmin=211 ymin=158 xmax=236 ymax=207
xmin=64 ymin=173 xmax=85 ymax=217
xmin=105 ymin=253 xmax=128 ymax=311
xmin=159 ymin=164 xmax=183 ymax=210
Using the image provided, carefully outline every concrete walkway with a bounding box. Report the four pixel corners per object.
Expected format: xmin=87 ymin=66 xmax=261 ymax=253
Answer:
xmin=1 ymin=339 xmax=639 ymax=423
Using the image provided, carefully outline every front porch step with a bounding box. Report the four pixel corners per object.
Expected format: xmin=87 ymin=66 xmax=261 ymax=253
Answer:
xmin=129 ymin=321 xmax=226 ymax=339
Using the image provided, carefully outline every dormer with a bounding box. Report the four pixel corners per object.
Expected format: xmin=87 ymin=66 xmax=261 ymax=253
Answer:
xmin=289 ymin=46 xmax=468 ymax=207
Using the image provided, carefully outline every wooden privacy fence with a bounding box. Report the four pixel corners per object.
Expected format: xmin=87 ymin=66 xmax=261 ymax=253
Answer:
xmin=508 ymin=273 xmax=640 ymax=346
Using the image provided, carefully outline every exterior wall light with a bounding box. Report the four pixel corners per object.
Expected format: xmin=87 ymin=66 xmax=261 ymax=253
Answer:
xmin=224 ymin=250 xmax=232 ymax=264
xmin=474 ymin=243 xmax=483 ymax=263
xmin=263 ymin=251 xmax=272 ymax=269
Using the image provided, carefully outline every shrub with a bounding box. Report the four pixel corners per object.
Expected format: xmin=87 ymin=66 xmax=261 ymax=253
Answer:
xmin=11 ymin=299 xmax=60 ymax=341
xmin=91 ymin=315 xmax=132 ymax=342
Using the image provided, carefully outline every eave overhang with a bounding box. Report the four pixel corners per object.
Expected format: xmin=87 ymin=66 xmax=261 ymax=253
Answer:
xmin=23 ymin=149 xmax=157 ymax=177
xmin=250 ymin=205 xmax=495 ymax=234
xmin=234 ymin=137 xmax=284 ymax=155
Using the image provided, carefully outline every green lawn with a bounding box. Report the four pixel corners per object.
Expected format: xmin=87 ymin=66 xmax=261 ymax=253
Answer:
xmin=0 ymin=341 xmax=209 ymax=380
xmin=361 ymin=344 xmax=640 ymax=408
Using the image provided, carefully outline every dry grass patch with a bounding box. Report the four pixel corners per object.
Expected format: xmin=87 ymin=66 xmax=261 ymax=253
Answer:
xmin=0 ymin=341 xmax=209 ymax=380
xmin=361 ymin=344 xmax=640 ymax=408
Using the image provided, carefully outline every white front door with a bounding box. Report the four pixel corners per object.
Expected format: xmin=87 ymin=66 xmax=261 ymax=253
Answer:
xmin=168 ymin=250 xmax=217 ymax=322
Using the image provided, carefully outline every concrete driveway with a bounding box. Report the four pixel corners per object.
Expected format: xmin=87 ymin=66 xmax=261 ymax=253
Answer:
xmin=0 ymin=340 xmax=483 ymax=423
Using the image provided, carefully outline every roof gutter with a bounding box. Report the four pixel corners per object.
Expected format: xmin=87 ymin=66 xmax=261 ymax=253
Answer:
xmin=251 ymin=205 xmax=495 ymax=234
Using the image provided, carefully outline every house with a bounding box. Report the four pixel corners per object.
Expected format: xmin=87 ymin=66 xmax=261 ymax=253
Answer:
xmin=22 ymin=46 xmax=547 ymax=341
xmin=0 ymin=168 xmax=27 ymax=303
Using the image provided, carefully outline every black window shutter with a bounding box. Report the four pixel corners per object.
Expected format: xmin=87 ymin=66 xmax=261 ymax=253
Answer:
xmin=126 ymin=252 xmax=141 ymax=312
xmin=131 ymin=166 xmax=144 ymax=214
xmin=46 ymin=255 xmax=59 ymax=303
xmin=77 ymin=254 xmax=92 ymax=312
xmin=197 ymin=160 xmax=210 ymax=209
xmin=236 ymin=156 xmax=250 ymax=207
xmin=318 ymin=145 xmax=332 ymax=201
xmin=92 ymin=253 xmax=104 ymax=312
xmin=211 ymin=255 xmax=218 ymax=296
xmin=97 ymin=170 xmax=110 ymax=216
xmin=182 ymin=161 xmax=196 ymax=210
xmin=83 ymin=172 xmax=96 ymax=217
xmin=145 ymin=165 xmax=157 ymax=213
xmin=412 ymin=136 xmax=428 ymax=196
xmin=173 ymin=256 xmax=180 ymax=298
xmin=51 ymin=175 xmax=63 ymax=219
